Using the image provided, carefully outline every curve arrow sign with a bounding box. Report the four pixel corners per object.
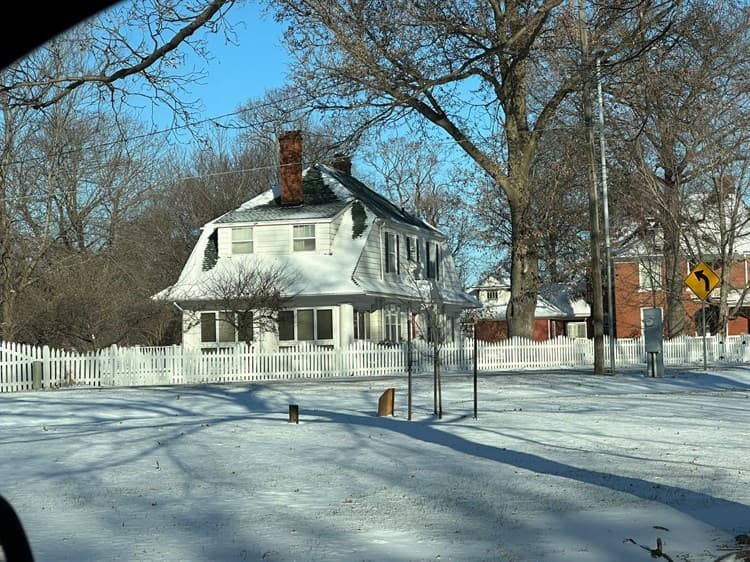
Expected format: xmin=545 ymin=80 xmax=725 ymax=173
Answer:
xmin=685 ymin=261 xmax=720 ymax=301
xmin=694 ymin=269 xmax=710 ymax=292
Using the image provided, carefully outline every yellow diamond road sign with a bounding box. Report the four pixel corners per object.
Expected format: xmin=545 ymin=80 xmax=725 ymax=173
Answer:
xmin=685 ymin=261 xmax=720 ymax=301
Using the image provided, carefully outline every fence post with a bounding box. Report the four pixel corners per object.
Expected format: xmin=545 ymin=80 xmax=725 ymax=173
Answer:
xmin=42 ymin=345 xmax=50 ymax=389
xmin=32 ymin=361 xmax=42 ymax=390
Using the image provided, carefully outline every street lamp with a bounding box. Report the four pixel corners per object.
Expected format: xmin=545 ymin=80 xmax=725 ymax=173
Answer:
xmin=595 ymin=54 xmax=616 ymax=374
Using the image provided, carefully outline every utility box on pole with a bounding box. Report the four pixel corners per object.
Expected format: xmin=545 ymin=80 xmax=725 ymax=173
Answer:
xmin=643 ymin=307 xmax=664 ymax=377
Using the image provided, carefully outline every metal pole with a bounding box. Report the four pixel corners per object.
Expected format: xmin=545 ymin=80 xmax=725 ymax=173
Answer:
xmin=596 ymin=56 xmax=616 ymax=375
xmin=473 ymin=325 xmax=478 ymax=420
xmin=407 ymin=312 xmax=413 ymax=421
xmin=578 ymin=0 xmax=606 ymax=375
xmin=702 ymin=302 xmax=707 ymax=371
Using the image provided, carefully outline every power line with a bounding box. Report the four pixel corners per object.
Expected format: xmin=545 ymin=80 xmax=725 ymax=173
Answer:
xmin=3 ymin=93 xmax=309 ymax=167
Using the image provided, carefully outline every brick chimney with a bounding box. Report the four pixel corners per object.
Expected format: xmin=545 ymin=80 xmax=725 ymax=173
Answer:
xmin=332 ymin=153 xmax=352 ymax=176
xmin=278 ymin=130 xmax=303 ymax=206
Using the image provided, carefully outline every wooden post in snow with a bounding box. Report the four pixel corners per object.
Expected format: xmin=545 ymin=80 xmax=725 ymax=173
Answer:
xmin=377 ymin=388 xmax=395 ymax=416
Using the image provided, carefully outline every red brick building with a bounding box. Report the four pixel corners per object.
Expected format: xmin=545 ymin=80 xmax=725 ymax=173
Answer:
xmin=613 ymin=257 xmax=750 ymax=338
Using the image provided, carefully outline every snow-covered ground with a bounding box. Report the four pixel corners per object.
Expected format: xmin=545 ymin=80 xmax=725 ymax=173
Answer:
xmin=1 ymin=367 xmax=749 ymax=561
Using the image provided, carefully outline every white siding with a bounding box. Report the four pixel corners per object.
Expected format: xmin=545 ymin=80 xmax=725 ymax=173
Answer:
xmin=328 ymin=214 xmax=344 ymax=253
xmin=182 ymin=311 xmax=201 ymax=349
xmin=315 ymin=222 xmax=331 ymax=254
xmin=354 ymin=223 xmax=385 ymax=281
xmin=217 ymin=227 xmax=231 ymax=257
xmin=218 ymin=223 xmax=335 ymax=256
xmin=256 ymin=224 xmax=292 ymax=254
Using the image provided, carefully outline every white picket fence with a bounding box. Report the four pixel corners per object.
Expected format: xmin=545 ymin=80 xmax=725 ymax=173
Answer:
xmin=1 ymin=335 xmax=748 ymax=393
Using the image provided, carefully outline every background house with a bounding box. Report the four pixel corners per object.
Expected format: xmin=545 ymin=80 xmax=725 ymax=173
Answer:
xmin=466 ymin=275 xmax=590 ymax=341
xmin=155 ymin=130 xmax=479 ymax=351
xmin=613 ymin=195 xmax=750 ymax=338
xmin=613 ymin=251 xmax=750 ymax=338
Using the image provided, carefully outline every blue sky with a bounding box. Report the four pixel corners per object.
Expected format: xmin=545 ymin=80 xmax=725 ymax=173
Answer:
xmin=187 ymin=4 xmax=290 ymax=120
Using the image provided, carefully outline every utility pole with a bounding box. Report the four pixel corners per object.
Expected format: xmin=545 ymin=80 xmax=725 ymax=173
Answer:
xmin=578 ymin=0 xmax=605 ymax=375
xmin=596 ymin=55 xmax=616 ymax=375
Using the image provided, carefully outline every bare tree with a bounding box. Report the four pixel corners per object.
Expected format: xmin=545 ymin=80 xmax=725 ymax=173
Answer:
xmin=361 ymin=135 xmax=478 ymax=284
xmin=14 ymin=251 xmax=176 ymax=350
xmin=191 ymin=259 xmax=298 ymax=344
xmin=0 ymin=81 xmax=163 ymax=342
xmin=264 ymin=0 xmax=678 ymax=339
xmin=608 ymin=0 xmax=750 ymax=337
xmin=0 ymin=0 xmax=246 ymax=343
xmin=0 ymin=0 xmax=238 ymax=122
xmin=681 ymin=160 xmax=750 ymax=336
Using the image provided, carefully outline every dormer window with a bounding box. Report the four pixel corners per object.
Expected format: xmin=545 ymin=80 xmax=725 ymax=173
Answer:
xmin=232 ymin=227 xmax=253 ymax=254
xmin=293 ymin=224 xmax=316 ymax=251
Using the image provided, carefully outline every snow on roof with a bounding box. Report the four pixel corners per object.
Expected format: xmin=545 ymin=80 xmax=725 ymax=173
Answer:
xmin=155 ymin=197 xmax=370 ymax=302
xmin=155 ymin=164 xmax=471 ymax=306
xmin=467 ymin=279 xmax=590 ymax=320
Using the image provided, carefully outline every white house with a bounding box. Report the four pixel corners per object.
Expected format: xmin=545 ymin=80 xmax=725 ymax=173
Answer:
xmin=466 ymin=275 xmax=591 ymax=340
xmin=155 ymin=130 xmax=479 ymax=351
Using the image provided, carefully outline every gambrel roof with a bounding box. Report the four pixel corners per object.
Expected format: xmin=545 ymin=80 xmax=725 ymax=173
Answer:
xmin=216 ymin=164 xmax=437 ymax=229
xmin=155 ymin=163 xmax=476 ymax=308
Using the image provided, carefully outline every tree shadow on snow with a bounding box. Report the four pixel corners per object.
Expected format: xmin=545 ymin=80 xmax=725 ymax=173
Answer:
xmin=304 ymin=407 xmax=750 ymax=534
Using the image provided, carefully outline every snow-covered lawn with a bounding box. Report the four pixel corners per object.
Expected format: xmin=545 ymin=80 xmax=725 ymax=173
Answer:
xmin=1 ymin=368 xmax=749 ymax=561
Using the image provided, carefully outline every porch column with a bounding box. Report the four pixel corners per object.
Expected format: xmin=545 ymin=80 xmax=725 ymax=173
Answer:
xmin=339 ymin=303 xmax=354 ymax=346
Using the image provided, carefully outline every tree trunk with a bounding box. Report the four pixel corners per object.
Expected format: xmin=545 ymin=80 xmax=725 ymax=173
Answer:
xmin=663 ymin=226 xmax=686 ymax=337
xmin=0 ymin=293 xmax=18 ymax=341
xmin=661 ymin=171 xmax=686 ymax=337
xmin=504 ymin=52 xmax=539 ymax=341
xmin=508 ymin=199 xmax=540 ymax=341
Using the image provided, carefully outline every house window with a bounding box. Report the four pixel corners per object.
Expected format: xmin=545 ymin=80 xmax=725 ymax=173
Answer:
xmin=354 ymin=310 xmax=371 ymax=340
xmin=293 ymin=224 xmax=316 ymax=251
xmin=298 ymin=309 xmax=315 ymax=340
xmin=567 ymin=322 xmax=587 ymax=339
xmin=639 ymin=259 xmax=663 ymax=291
xmin=200 ymin=311 xmax=254 ymax=345
xmin=200 ymin=313 xmax=216 ymax=342
xmin=317 ymin=309 xmax=333 ymax=339
xmin=406 ymin=236 xmax=416 ymax=262
xmin=486 ymin=290 xmax=498 ymax=301
xmin=278 ymin=308 xmax=334 ymax=342
xmin=385 ymin=306 xmax=402 ymax=342
xmin=426 ymin=241 xmax=440 ymax=280
xmin=278 ymin=310 xmax=295 ymax=340
xmin=384 ymin=232 xmax=400 ymax=274
xmin=231 ymin=227 xmax=253 ymax=254
xmin=237 ymin=312 xmax=254 ymax=343
xmin=217 ymin=312 xmax=235 ymax=342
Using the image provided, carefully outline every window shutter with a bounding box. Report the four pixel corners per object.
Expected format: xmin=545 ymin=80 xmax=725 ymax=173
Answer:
xmin=384 ymin=233 xmax=391 ymax=273
xmin=396 ymin=235 xmax=401 ymax=275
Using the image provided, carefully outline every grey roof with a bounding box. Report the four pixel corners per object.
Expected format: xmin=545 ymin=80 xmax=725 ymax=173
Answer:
xmin=325 ymin=165 xmax=431 ymax=230
xmin=217 ymin=201 xmax=347 ymax=223
xmin=216 ymin=164 xmax=436 ymax=231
